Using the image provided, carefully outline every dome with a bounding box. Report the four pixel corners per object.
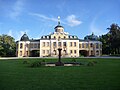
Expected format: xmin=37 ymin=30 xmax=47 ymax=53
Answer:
xmin=84 ymin=33 xmax=98 ymax=41
xmin=54 ymin=25 xmax=64 ymax=29
xmin=20 ymin=33 xmax=29 ymax=41
xmin=54 ymin=16 xmax=64 ymax=33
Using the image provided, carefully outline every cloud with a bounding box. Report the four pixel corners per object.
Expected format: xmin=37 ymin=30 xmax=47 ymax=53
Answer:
xmin=9 ymin=0 xmax=24 ymax=19
xmin=30 ymin=13 xmax=82 ymax=27
xmin=29 ymin=13 xmax=58 ymax=22
xmin=66 ymin=15 xmax=82 ymax=27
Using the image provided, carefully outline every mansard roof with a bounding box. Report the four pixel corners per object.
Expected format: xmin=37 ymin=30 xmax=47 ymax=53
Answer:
xmin=41 ymin=35 xmax=51 ymax=40
xmin=54 ymin=25 xmax=64 ymax=29
xmin=20 ymin=33 xmax=29 ymax=41
xmin=84 ymin=33 xmax=98 ymax=41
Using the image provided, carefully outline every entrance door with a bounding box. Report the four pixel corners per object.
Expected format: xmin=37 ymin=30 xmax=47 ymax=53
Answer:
xmin=30 ymin=50 xmax=39 ymax=57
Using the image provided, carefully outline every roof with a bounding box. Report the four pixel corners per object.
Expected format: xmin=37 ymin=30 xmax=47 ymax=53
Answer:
xmin=54 ymin=25 xmax=64 ymax=29
xmin=40 ymin=35 xmax=51 ymax=40
xmin=84 ymin=33 xmax=98 ymax=41
xmin=30 ymin=39 xmax=40 ymax=42
xmin=20 ymin=33 xmax=29 ymax=41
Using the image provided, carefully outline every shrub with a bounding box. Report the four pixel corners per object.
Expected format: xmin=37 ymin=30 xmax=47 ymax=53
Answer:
xmin=30 ymin=61 xmax=42 ymax=68
xmin=87 ymin=62 xmax=94 ymax=66
xmin=42 ymin=59 xmax=45 ymax=62
xmin=72 ymin=58 xmax=76 ymax=62
xmin=92 ymin=61 xmax=98 ymax=64
xmin=23 ymin=61 xmax=29 ymax=64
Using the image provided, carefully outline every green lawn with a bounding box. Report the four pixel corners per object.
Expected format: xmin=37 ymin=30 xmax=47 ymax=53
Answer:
xmin=0 ymin=58 xmax=120 ymax=90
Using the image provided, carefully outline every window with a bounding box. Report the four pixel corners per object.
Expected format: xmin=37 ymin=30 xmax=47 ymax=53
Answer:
xmin=25 ymin=44 xmax=28 ymax=48
xmin=74 ymin=50 xmax=76 ymax=54
xmin=47 ymin=50 xmax=49 ymax=54
xmin=20 ymin=43 xmax=23 ymax=49
xmin=47 ymin=36 xmax=49 ymax=39
xmin=43 ymin=42 xmax=45 ymax=47
xmin=96 ymin=50 xmax=99 ymax=55
xmin=74 ymin=42 xmax=76 ymax=47
xmin=53 ymin=50 xmax=56 ymax=55
xmin=90 ymin=43 xmax=93 ymax=47
xmin=16 ymin=44 xmax=18 ymax=49
xmin=38 ymin=43 xmax=40 ymax=48
xmin=30 ymin=43 xmax=33 ymax=48
xmin=100 ymin=44 xmax=102 ymax=49
xmin=47 ymin=42 xmax=49 ymax=47
xmin=58 ymin=36 xmax=61 ymax=39
xmin=34 ymin=43 xmax=37 ymax=48
xmin=70 ymin=42 xmax=72 ymax=47
xmin=64 ymin=36 xmax=66 ymax=39
xmin=20 ymin=51 xmax=22 ymax=56
xmin=42 ymin=50 xmax=45 ymax=54
xmin=79 ymin=44 xmax=81 ymax=48
xmin=58 ymin=42 xmax=61 ymax=47
xmin=63 ymin=50 xmax=66 ymax=54
xmin=70 ymin=50 xmax=72 ymax=54
xmin=63 ymin=42 xmax=66 ymax=46
xmin=82 ymin=43 xmax=84 ymax=48
xmin=54 ymin=36 xmax=56 ymax=39
xmin=96 ymin=43 xmax=99 ymax=49
xmin=86 ymin=43 xmax=88 ymax=48
xmin=26 ymin=51 xmax=28 ymax=56
xmin=91 ymin=51 xmax=93 ymax=55
xmin=53 ymin=42 xmax=56 ymax=47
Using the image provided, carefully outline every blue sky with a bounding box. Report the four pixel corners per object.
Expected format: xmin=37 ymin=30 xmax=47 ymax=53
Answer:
xmin=0 ymin=0 xmax=120 ymax=41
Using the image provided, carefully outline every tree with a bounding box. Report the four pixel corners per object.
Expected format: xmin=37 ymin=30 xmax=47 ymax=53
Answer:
xmin=99 ymin=23 xmax=120 ymax=55
xmin=107 ymin=23 xmax=120 ymax=54
xmin=0 ymin=34 xmax=16 ymax=57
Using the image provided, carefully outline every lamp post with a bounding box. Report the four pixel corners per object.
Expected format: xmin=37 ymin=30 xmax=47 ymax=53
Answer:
xmin=55 ymin=48 xmax=64 ymax=66
xmin=58 ymin=48 xmax=62 ymax=62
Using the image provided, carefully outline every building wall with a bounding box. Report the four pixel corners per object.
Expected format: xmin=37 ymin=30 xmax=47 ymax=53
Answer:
xmin=16 ymin=41 xmax=30 ymax=57
xmin=79 ymin=41 xmax=102 ymax=56
xmin=16 ymin=39 xmax=102 ymax=57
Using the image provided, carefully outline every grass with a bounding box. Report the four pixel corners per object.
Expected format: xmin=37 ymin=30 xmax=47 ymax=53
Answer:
xmin=0 ymin=58 xmax=120 ymax=90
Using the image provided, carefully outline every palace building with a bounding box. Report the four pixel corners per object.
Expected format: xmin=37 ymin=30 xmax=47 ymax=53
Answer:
xmin=16 ymin=17 xmax=102 ymax=57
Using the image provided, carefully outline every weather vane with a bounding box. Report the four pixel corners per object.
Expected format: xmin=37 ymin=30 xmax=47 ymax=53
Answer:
xmin=58 ymin=16 xmax=60 ymax=25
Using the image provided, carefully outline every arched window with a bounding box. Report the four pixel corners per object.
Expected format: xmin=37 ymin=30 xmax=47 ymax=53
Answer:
xmin=54 ymin=36 xmax=56 ymax=39
xmin=63 ymin=50 xmax=66 ymax=54
xmin=82 ymin=43 xmax=84 ymax=48
xmin=96 ymin=43 xmax=99 ymax=48
xmin=20 ymin=43 xmax=23 ymax=49
xmin=63 ymin=42 xmax=66 ymax=46
xmin=58 ymin=36 xmax=61 ymax=39
xmin=53 ymin=50 xmax=56 ymax=55
xmin=90 ymin=43 xmax=93 ymax=47
xmin=79 ymin=44 xmax=81 ymax=48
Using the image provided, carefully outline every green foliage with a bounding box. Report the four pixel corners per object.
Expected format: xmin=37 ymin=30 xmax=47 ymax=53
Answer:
xmin=99 ymin=23 xmax=120 ymax=55
xmin=30 ymin=61 xmax=42 ymax=67
xmin=87 ymin=61 xmax=94 ymax=66
xmin=0 ymin=34 xmax=16 ymax=57
xmin=23 ymin=61 xmax=29 ymax=64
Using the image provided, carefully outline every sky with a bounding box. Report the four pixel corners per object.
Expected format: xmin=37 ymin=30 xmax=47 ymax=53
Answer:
xmin=0 ymin=0 xmax=120 ymax=41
